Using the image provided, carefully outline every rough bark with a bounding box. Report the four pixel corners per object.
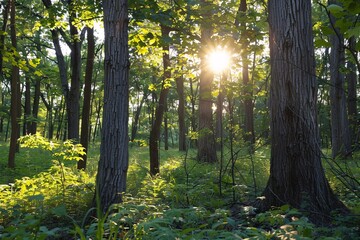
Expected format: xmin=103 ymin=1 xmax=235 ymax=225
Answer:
xmin=256 ymin=0 xmax=347 ymax=223
xmin=96 ymin=0 xmax=129 ymax=213
xmin=328 ymin=2 xmax=352 ymax=158
xmin=149 ymin=25 xmax=171 ymax=176
xmin=8 ymin=0 xmax=20 ymax=168
xmin=78 ymin=27 xmax=95 ymax=170
xmin=197 ymin=0 xmax=217 ymax=163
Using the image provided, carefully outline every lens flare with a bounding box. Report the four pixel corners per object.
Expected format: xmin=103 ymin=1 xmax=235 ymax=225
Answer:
xmin=207 ymin=47 xmax=231 ymax=73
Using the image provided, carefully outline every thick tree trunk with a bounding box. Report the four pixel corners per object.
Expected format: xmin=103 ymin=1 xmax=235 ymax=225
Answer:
xmin=175 ymin=75 xmax=186 ymax=151
xmin=329 ymin=6 xmax=351 ymax=158
xmin=197 ymin=0 xmax=217 ymax=163
xmin=149 ymin=25 xmax=171 ymax=176
xmin=96 ymin=0 xmax=129 ymax=213
xmin=256 ymin=0 xmax=347 ymax=223
xmin=78 ymin=27 xmax=95 ymax=170
xmin=8 ymin=0 xmax=20 ymax=168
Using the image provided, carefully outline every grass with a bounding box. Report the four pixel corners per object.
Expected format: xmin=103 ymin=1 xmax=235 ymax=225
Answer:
xmin=0 ymin=136 xmax=359 ymax=239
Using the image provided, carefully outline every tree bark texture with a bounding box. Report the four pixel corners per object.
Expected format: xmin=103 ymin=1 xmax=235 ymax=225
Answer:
xmin=8 ymin=0 xmax=20 ymax=168
xmin=197 ymin=0 xmax=217 ymax=163
xmin=329 ymin=2 xmax=351 ymax=158
xmin=96 ymin=0 xmax=129 ymax=213
xmin=78 ymin=27 xmax=95 ymax=170
xmin=149 ymin=25 xmax=171 ymax=176
xmin=257 ymin=0 xmax=347 ymax=221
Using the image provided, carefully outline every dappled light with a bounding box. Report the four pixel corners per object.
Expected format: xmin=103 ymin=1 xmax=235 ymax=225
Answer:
xmin=1 ymin=0 xmax=359 ymax=238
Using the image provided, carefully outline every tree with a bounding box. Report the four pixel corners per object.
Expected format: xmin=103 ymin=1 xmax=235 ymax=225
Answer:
xmin=328 ymin=0 xmax=351 ymax=158
xmin=346 ymin=37 xmax=357 ymax=147
xmin=197 ymin=0 xmax=217 ymax=163
xmin=95 ymin=0 xmax=129 ymax=213
xmin=237 ymin=0 xmax=255 ymax=147
xmin=8 ymin=0 xmax=21 ymax=168
xmin=149 ymin=25 xmax=171 ymax=176
xmin=175 ymin=74 xmax=186 ymax=151
xmin=78 ymin=27 xmax=95 ymax=170
xmin=256 ymin=0 xmax=347 ymax=222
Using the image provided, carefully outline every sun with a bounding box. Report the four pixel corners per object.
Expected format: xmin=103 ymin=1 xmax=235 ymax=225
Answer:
xmin=207 ymin=47 xmax=231 ymax=73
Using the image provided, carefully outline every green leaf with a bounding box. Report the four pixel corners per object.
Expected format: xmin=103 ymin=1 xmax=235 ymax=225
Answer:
xmin=345 ymin=26 xmax=360 ymax=38
xmin=52 ymin=205 xmax=68 ymax=217
xmin=28 ymin=194 xmax=44 ymax=201
xmin=314 ymin=38 xmax=331 ymax=48
xmin=327 ymin=4 xmax=344 ymax=16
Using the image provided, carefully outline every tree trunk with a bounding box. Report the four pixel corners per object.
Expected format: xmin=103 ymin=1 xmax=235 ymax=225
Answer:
xmin=24 ymin=77 xmax=31 ymax=135
xmin=149 ymin=25 xmax=171 ymax=176
xmin=175 ymin=75 xmax=186 ymax=151
xmin=237 ymin=0 xmax=255 ymax=147
xmin=329 ymin=1 xmax=351 ymax=158
xmin=130 ymin=93 xmax=147 ymax=141
xmin=0 ymin=0 xmax=10 ymax=75
xmin=67 ymin=1 xmax=81 ymax=141
xmin=215 ymin=77 xmax=224 ymax=150
xmin=346 ymin=37 xmax=357 ymax=148
xmin=40 ymin=91 xmax=53 ymax=139
xmin=256 ymin=0 xmax=347 ymax=223
xmin=8 ymin=0 xmax=20 ymax=168
xmin=96 ymin=0 xmax=129 ymax=213
xmin=189 ymin=77 xmax=198 ymax=147
xmin=197 ymin=0 xmax=217 ymax=163
xmin=164 ymin=100 xmax=169 ymax=150
xmin=30 ymin=79 xmax=40 ymax=134
xmin=78 ymin=27 xmax=95 ymax=170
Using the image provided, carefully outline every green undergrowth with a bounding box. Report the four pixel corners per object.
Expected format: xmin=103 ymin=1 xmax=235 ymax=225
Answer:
xmin=0 ymin=135 xmax=359 ymax=239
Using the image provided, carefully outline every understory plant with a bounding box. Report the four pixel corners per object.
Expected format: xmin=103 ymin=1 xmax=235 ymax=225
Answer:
xmin=0 ymin=134 xmax=94 ymax=239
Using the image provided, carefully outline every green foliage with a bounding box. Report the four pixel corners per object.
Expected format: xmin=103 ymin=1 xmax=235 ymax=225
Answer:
xmin=1 ymin=139 xmax=360 ymax=239
xmin=0 ymin=135 xmax=94 ymax=239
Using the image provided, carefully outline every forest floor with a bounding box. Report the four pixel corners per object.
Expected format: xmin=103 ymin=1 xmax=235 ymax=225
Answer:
xmin=0 ymin=138 xmax=360 ymax=239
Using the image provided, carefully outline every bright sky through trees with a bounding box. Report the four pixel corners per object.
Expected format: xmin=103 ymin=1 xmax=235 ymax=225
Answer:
xmin=207 ymin=47 xmax=231 ymax=73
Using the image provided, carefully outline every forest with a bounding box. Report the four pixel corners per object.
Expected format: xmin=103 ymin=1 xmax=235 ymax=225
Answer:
xmin=0 ymin=0 xmax=360 ymax=239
